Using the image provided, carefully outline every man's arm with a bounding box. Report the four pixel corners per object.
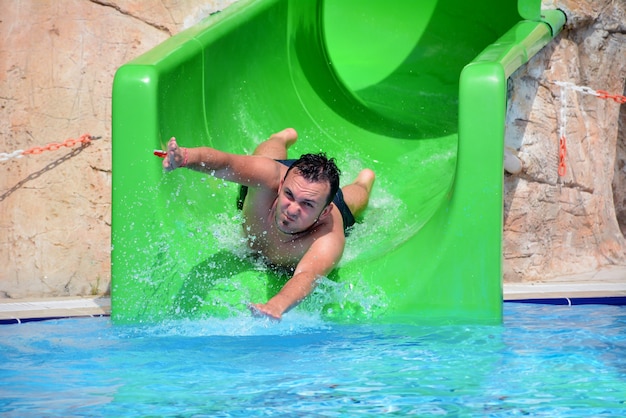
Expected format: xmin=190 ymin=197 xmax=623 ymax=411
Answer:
xmin=250 ymin=229 xmax=345 ymax=320
xmin=163 ymin=137 xmax=282 ymax=189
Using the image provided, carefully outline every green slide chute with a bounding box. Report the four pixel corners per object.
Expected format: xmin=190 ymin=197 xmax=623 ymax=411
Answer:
xmin=111 ymin=0 xmax=564 ymax=324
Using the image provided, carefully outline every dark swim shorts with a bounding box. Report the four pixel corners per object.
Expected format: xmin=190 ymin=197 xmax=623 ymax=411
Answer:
xmin=236 ymin=159 xmax=356 ymax=235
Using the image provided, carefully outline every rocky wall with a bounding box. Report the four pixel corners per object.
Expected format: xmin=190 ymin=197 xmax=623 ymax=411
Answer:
xmin=504 ymin=0 xmax=626 ymax=281
xmin=0 ymin=0 xmax=237 ymax=298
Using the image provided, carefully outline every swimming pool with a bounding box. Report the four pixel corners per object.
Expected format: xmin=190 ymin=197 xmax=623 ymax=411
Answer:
xmin=1 ymin=303 xmax=624 ymax=416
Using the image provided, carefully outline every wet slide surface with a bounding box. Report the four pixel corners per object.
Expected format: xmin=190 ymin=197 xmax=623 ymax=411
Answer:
xmin=112 ymin=0 xmax=564 ymax=324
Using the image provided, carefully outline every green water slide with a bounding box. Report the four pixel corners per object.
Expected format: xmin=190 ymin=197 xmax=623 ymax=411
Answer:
xmin=111 ymin=0 xmax=565 ymax=324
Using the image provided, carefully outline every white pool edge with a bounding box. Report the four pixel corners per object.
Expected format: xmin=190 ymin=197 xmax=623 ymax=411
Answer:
xmin=0 ymin=296 xmax=111 ymax=323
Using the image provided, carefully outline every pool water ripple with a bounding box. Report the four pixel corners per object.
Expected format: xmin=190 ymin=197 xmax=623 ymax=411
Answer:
xmin=0 ymin=303 xmax=624 ymax=416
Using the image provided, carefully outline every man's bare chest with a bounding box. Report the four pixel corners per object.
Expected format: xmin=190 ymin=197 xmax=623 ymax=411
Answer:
xmin=241 ymin=201 xmax=311 ymax=268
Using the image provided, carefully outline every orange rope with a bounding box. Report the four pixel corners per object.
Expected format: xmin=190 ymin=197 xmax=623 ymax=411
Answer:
xmin=22 ymin=133 xmax=94 ymax=155
xmin=555 ymin=82 xmax=624 ymax=178
xmin=558 ymin=135 xmax=567 ymax=177
xmin=596 ymin=90 xmax=626 ymax=105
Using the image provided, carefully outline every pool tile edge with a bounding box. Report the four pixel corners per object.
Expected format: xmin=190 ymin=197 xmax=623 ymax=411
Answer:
xmin=0 ymin=296 xmax=111 ymax=323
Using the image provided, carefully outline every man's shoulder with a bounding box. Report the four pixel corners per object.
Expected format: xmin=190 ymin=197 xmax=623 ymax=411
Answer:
xmin=241 ymin=187 xmax=278 ymax=229
xmin=244 ymin=183 xmax=279 ymax=203
xmin=307 ymin=215 xmax=345 ymax=243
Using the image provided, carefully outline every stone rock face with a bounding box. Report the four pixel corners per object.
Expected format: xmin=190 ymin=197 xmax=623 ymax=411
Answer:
xmin=0 ymin=0 xmax=624 ymax=298
xmin=0 ymin=0 xmax=237 ymax=298
xmin=503 ymin=0 xmax=626 ymax=281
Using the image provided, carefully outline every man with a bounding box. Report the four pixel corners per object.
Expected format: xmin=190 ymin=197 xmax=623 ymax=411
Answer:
xmin=163 ymin=128 xmax=375 ymax=320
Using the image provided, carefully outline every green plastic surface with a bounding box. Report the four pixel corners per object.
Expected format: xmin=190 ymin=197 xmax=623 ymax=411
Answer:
xmin=111 ymin=0 xmax=564 ymax=324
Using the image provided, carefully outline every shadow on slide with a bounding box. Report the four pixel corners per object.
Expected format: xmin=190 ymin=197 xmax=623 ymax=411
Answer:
xmin=111 ymin=0 xmax=564 ymax=324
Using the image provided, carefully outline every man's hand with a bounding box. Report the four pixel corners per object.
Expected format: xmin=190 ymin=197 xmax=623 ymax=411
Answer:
xmin=248 ymin=302 xmax=283 ymax=321
xmin=247 ymin=271 xmax=322 ymax=320
xmin=163 ymin=137 xmax=187 ymax=172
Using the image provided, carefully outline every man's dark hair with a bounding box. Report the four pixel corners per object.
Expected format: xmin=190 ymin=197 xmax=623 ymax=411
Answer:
xmin=285 ymin=153 xmax=340 ymax=206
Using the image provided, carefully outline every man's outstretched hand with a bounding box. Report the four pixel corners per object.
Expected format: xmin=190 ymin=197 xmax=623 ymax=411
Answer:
xmin=248 ymin=302 xmax=282 ymax=321
xmin=163 ymin=137 xmax=186 ymax=172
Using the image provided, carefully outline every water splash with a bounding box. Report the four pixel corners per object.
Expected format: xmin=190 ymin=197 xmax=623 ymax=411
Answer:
xmin=115 ymin=311 xmax=332 ymax=337
xmin=302 ymin=275 xmax=390 ymax=322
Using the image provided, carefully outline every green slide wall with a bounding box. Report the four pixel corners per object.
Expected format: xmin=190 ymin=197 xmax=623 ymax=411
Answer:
xmin=111 ymin=0 xmax=564 ymax=324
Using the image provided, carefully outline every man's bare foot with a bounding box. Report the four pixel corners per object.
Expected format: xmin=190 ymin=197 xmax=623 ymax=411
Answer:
xmin=343 ymin=169 xmax=375 ymax=218
xmin=252 ymin=128 xmax=299 ymax=159
xmin=355 ymin=169 xmax=376 ymax=194
xmin=269 ymin=128 xmax=298 ymax=148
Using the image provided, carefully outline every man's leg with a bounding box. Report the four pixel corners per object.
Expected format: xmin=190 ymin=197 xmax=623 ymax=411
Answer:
xmin=342 ymin=169 xmax=375 ymax=218
xmin=252 ymin=128 xmax=298 ymax=159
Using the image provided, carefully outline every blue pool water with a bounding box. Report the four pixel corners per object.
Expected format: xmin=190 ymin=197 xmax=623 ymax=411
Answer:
xmin=1 ymin=303 xmax=625 ymax=417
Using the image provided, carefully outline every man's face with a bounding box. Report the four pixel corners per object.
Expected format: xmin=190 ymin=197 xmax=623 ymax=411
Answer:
xmin=275 ymin=170 xmax=331 ymax=235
